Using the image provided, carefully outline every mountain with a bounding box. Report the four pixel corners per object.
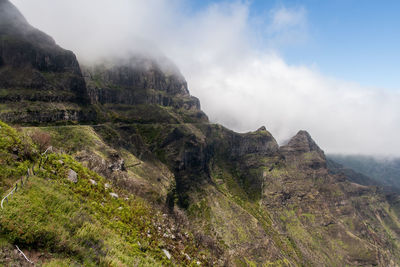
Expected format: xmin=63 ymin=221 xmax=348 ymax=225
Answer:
xmin=1 ymin=1 xmax=400 ymax=266
xmin=328 ymin=154 xmax=400 ymax=193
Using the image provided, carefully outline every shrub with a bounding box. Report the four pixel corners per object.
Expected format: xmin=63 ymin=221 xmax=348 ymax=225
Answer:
xmin=30 ymin=130 xmax=51 ymax=153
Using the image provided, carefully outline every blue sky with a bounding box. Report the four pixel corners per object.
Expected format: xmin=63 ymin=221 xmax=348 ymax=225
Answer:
xmin=192 ymin=0 xmax=400 ymax=90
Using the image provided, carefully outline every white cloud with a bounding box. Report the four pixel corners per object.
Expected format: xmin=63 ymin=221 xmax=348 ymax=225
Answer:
xmin=266 ymin=6 xmax=308 ymax=46
xmin=10 ymin=0 xmax=400 ymax=156
xmin=269 ymin=6 xmax=307 ymax=32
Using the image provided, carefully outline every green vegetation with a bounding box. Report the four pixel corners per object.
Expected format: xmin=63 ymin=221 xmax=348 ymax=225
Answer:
xmin=33 ymin=125 xmax=99 ymax=153
xmin=0 ymin=120 xmax=34 ymax=196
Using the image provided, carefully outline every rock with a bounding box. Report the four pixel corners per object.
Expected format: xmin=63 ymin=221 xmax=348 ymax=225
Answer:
xmin=162 ymin=249 xmax=171 ymax=260
xmin=108 ymin=152 xmax=126 ymax=172
xmin=67 ymin=169 xmax=78 ymax=183
xmin=89 ymin=179 xmax=97 ymax=185
xmin=184 ymin=253 xmax=191 ymax=261
xmin=109 ymin=192 xmax=119 ymax=199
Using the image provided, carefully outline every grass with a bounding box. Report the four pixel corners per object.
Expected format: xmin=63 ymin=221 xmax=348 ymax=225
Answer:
xmin=0 ymin=120 xmax=35 ymax=195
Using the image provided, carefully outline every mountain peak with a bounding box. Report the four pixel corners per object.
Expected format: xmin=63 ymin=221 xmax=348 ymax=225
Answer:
xmin=0 ymin=0 xmax=57 ymax=48
xmin=280 ymin=130 xmax=326 ymax=169
xmin=0 ymin=0 xmax=27 ymax=25
xmin=285 ymin=130 xmax=324 ymax=155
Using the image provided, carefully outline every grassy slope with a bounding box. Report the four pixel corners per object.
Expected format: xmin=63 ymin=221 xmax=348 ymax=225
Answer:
xmin=0 ymin=120 xmax=209 ymax=266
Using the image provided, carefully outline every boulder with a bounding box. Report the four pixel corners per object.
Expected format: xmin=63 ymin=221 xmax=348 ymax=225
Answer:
xmin=67 ymin=169 xmax=78 ymax=183
xmin=162 ymin=249 xmax=171 ymax=260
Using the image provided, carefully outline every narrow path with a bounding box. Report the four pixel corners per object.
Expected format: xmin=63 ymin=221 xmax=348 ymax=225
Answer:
xmin=0 ymin=146 xmax=53 ymax=265
xmin=1 ymin=166 xmax=31 ymax=210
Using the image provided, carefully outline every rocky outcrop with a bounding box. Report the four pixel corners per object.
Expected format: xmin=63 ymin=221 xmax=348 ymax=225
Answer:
xmin=229 ymin=126 xmax=279 ymax=159
xmin=280 ymin=130 xmax=327 ymax=169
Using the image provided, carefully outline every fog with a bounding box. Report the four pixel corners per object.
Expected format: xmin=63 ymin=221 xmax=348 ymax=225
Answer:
xmin=11 ymin=0 xmax=400 ymax=156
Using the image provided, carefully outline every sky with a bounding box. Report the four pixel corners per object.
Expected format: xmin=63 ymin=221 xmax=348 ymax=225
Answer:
xmin=10 ymin=0 xmax=400 ymax=156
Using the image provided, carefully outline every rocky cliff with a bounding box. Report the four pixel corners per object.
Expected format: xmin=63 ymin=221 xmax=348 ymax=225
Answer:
xmin=83 ymin=57 xmax=208 ymax=124
xmin=0 ymin=0 xmax=92 ymax=124
xmin=84 ymin=57 xmax=200 ymax=110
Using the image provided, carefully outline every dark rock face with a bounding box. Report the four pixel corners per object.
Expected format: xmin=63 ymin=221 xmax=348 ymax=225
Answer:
xmin=0 ymin=0 xmax=90 ymax=124
xmin=0 ymin=0 xmax=87 ymax=101
xmin=84 ymin=58 xmax=202 ymax=111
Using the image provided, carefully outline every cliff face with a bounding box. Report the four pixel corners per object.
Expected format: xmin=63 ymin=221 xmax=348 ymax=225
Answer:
xmin=0 ymin=0 xmax=92 ymax=124
xmin=83 ymin=58 xmax=208 ymax=124
xmin=84 ymin=57 xmax=200 ymax=109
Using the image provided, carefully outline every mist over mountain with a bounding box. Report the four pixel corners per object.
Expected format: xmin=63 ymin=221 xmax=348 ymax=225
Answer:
xmin=328 ymin=154 xmax=400 ymax=193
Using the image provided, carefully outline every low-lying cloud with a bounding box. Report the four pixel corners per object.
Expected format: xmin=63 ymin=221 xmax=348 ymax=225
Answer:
xmin=11 ymin=0 xmax=400 ymax=156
